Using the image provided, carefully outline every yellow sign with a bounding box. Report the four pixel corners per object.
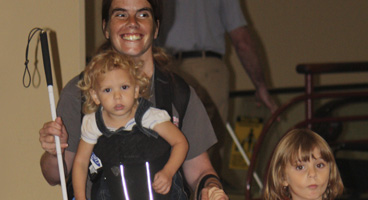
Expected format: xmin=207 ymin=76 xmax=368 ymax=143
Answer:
xmin=229 ymin=117 xmax=263 ymax=170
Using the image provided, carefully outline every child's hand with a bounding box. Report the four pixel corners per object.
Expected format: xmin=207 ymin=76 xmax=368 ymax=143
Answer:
xmin=152 ymin=170 xmax=172 ymax=194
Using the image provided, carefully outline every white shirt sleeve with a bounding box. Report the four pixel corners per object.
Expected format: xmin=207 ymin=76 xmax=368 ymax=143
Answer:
xmin=81 ymin=113 xmax=102 ymax=144
xmin=141 ymin=107 xmax=171 ymax=130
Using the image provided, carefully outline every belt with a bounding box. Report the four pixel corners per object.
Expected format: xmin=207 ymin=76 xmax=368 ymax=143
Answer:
xmin=175 ymin=51 xmax=222 ymax=60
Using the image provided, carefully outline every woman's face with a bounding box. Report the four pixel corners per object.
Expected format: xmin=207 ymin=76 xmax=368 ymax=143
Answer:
xmin=103 ymin=0 xmax=158 ymax=60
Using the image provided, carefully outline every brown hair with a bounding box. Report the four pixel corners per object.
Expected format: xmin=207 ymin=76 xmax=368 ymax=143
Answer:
xmin=263 ymin=129 xmax=344 ymax=200
xmin=78 ymin=50 xmax=150 ymax=114
xmin=102 ymin=0 xmax=162 ymax=27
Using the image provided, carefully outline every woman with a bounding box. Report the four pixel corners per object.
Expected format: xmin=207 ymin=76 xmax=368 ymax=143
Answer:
xmin=39 ymin=0 xmax=228 ymax=199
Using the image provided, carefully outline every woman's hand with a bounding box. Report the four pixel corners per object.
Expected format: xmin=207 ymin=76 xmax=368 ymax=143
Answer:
xmin=201 ymin=187 xmax=229 ymax=200
xmin=39 ymin=117 xmax=68 ymax=155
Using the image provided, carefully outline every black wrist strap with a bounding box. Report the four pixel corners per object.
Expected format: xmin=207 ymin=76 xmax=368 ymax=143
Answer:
xmin=196 ymin=174 xmax=221 ymax=200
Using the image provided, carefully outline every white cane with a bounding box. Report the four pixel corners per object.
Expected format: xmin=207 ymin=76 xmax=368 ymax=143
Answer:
xmin=225 ymin=122 xmax=263 ymax=190
xmin=40 ymin=30 xmax=68 ymax=200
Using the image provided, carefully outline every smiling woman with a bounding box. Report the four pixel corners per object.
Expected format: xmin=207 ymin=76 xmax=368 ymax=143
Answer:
xmin=39 ymin=0 xmax=227 ymax=199
xmin=263 ymin=129 xmax=344 ymax=200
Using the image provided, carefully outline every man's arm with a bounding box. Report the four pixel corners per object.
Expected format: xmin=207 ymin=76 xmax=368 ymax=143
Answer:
xmin=229 ymin=26 xmax=278 ymax=114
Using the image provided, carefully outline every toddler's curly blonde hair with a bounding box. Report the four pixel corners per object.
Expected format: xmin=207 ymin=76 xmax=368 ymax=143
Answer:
xmin=78 ymin=50 xmax=150 ymax=114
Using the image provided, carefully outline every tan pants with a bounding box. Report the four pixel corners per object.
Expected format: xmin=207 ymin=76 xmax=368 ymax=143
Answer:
xmin=173 ymin=57 xmax=229 ymax=123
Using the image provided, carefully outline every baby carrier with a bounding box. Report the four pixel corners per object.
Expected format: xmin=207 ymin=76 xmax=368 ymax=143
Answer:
xmin=67 ymin=66 xmax=190 ymax=200
xmin=91 ymin=98 xmax=172 ymax=200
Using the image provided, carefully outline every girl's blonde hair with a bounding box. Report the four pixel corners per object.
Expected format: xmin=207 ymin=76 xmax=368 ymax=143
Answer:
xmin=263 ymin=129 xmax=344 ymax=200
xmin=78 ymin=50 xmax=150 ymax=114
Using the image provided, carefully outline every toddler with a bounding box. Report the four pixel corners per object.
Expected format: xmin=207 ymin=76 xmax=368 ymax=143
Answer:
xmin=72 ymin=50 xmax=188 ymax=200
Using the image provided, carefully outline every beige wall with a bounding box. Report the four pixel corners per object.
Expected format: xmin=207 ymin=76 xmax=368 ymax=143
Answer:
xmin=0 ymin=1 xmax=85 ymax=199
xmin=229 ymin=1 xmax=368 ymax=91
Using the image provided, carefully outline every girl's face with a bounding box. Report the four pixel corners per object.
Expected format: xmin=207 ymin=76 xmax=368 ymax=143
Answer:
xmin=283 ymin=147 xmax=330 ymax=200
xmin=90 ymin=68 xmax=139 ymax=126
xmin=103 ymin=0 xmax=158 ymax=61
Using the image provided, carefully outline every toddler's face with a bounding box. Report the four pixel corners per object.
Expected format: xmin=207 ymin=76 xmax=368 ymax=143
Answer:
xmin=283 ymin=147 xmax=330 ymax=200
xmin=91 ymin=68 xmax=139 ymax=122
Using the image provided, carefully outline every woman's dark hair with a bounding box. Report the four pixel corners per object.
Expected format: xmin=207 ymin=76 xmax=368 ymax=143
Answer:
xmin=102 ymin=0 xmax=162 ymax=27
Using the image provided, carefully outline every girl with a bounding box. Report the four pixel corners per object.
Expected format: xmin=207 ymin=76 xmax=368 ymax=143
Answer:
xmin=72 ymin=50 xmax=188 ymax=200
xmin=263 ymin=129 xmax=344 ymax=200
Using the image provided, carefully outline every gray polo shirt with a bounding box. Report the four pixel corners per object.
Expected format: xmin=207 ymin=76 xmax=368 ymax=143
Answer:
xmin=157 ymin=0 xmax=247 ymax=55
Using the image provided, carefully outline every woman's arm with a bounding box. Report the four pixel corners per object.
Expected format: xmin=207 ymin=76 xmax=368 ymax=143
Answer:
xmin=182 ymin=152 xmax=228 ymax=200
xmin=39 ymin=117 xmax=74 ymax=185
xmin=72 ymin=140 xmax=94 ymax=200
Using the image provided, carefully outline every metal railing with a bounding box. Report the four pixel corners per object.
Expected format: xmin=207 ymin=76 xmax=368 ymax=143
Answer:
xmin=242 ymin=62 xmax=368 ymax=200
